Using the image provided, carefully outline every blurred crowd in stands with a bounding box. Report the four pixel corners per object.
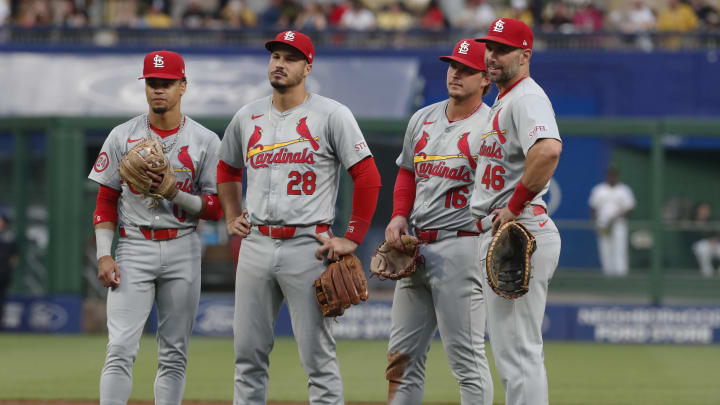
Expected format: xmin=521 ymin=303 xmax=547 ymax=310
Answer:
xmin=0 ymin=0 xmax=718 ymax=34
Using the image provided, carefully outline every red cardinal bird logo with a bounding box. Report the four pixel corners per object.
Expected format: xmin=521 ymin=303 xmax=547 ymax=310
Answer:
xmin=246 ymin=125 xmax=263 ymax=161
xmin=177 ymin=146 xmax=196 ymax=179
xmin=493 ymin=108 xmax=506 ymax=145
xmin=296 ymin=117 xmax=319 ymax=151
xmin=457 ymin=132 xmax=477 ymax=170
xmin=414 ymin=131 xmax=430 ymax=158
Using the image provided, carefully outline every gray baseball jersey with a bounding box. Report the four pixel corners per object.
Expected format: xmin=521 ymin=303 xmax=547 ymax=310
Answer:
xmin=469 ymin=77 xmax=561 ymax=218
xmin=89 ymin=114 xmax=221 ymax=227
xmin=222 ymin=93 xmax=372 ymax=405
xmin=472 ymin=76 xmax=563 ymax=405
xmin=219 ymin=93 xmax=372 ymax=225
xmin=396 ymin=100 xmax=492 ymax=231
xmin=89 ymin=114 xmax=221 ymax=405
xmin=388 ymin=99 xmax=494 ymax=405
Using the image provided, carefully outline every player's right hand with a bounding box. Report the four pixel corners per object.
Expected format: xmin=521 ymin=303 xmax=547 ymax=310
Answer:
xmin=97 ymin=256 xmax=120 ymax=289
xmin=385 ymin=216 xmax=409 ymax=250
xmin=227 ymin=209 xmax=251 ymax=238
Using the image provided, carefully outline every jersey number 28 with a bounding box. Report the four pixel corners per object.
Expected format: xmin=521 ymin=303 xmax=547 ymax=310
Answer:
xmin=287 ymin=171 xmax=317 ymax=195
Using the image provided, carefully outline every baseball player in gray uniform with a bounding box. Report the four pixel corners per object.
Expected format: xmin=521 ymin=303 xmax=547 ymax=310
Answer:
xmin=472 ymin=19 xmax=563 ymax=405
xmin=383 ymin=39 xmax=494 ymax=405
xmin=89 ymin=50 xmax=223 ymax=405
xmin=216 ymin=31 xmax=381 ymax=405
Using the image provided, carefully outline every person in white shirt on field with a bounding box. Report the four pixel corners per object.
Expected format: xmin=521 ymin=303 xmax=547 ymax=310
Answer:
xmin=589 ymin=166 xmax=636 ymax=276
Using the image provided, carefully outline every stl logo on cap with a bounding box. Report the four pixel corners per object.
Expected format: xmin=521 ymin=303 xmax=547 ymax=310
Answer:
xmin=284 ymin=31 xmax=295 ymax=41
xmin=493 ymin=19 xmax=505 ymax=33
xmin=153 ymin=54 xmax=164 ymax=68
xmin=459 ymin=41 xmax=470 ymax=55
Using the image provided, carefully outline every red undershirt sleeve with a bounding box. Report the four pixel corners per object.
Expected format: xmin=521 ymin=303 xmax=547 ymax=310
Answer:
xmin=93 ymin=185 xmax=120 ymax=225
xmin=391 ymin=168 xmax=416 ymax=219
xmin=344 ymin=156 xmax=382 ymax=245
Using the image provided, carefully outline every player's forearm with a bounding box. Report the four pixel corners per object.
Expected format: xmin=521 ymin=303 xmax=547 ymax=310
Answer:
xmin=94 ymin=221 xmax=116 ymax=260
xmin=520 ymin=139 xmax=562 ymax=191
xmin=218 ymin=182 xmax=243 ymax=223
xmin=508 ymin=139 xmax=561 ymax=215
xmin=171 ymin=190 xmax=203 ymax=215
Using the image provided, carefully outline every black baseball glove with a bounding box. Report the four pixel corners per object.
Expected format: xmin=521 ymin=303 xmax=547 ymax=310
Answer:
xmin=486 ymin=221 xmax=536 ymax=299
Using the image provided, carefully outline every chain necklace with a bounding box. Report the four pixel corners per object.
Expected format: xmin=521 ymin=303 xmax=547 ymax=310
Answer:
xmin=144 ymin=113 xmax=186 ymax=154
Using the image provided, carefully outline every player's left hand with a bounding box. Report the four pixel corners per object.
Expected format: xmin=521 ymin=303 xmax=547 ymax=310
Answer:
xmin=314 ymin=235 xmax=358 ymax=261
xmin=491 ymin=206 xmax=518 ymax=235
xmin=146 ymin=170 xmax=178 ymax=199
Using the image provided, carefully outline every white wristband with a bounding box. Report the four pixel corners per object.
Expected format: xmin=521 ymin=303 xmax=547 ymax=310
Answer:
xmin=171 ymin=190 xmax=203 ymax=215
xmin=95 ymin=228 xmax=114 ymax=261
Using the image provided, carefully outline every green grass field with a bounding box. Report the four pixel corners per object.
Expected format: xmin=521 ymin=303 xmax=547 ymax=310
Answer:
xmin=1 ymin=334 xmax=719 ymax=404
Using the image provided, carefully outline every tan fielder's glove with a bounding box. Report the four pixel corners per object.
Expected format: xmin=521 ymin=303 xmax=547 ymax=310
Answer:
xmin=118 ymin=138 xmax=177 ymax=208
xmin=486 ymin=221 xmax=536 ymax=299
xmin=369 ymin=235 xmax=422 ymax=280
xmin=314 ymin=254 xmax=369 ymax=317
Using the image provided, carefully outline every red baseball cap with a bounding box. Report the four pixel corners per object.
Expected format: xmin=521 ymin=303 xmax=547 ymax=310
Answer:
xmin=475 ymin=18 xmax=533 ymax=50
xmin=439 ymin=38 xmax=487 ymax=72
xmin=265 ymin=30 xmax=315 ymax=64
xmin=138 ymin=50 xmax=186 ymax=80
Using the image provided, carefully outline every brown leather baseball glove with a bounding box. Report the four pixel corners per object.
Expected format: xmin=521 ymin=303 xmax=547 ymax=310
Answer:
xmin=369 ymin=235 xmax=422 ymax=280
xmin=486 ymin=221 xmax=536 ymax=299
xmin=314 ymin=254 xmax=369 ymax=317
xmin=118 ymin=138 xmax=177 ymax=207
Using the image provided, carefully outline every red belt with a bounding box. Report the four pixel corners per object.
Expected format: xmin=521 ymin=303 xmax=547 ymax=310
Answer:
xmin=258 ymin=224 xmax=330 ymax=239
xmin=119 ymin=226 xmax=187 ymax=241
xmin=415 ymin=229 xmax=480 ymax=244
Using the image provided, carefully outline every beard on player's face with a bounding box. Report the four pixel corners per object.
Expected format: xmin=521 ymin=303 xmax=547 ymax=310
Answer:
xmin=488 ymin=53 xmax=522 ymax=84
xmin=151 ymin=106 xmax=169 ymax=114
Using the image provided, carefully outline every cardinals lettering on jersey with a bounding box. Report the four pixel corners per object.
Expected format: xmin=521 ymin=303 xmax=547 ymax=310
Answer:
xmin=413 ymin=131 xmax=477 ymax=182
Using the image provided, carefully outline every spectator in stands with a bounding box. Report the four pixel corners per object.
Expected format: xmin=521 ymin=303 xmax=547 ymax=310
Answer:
xmin=626 ymin=0 xmax=656 ymax=32
xmin=0 ymin=212 xmax=19 ymax=330
xmin=0 ymin=0 xmax=8 ymax=26
xmin=376 ymin=1 xmax=413 ymax=30
xmin=589 ymin=166 xmax=636 ymax=277
xmin=260 ymin=0 xmax=285 ymax=27
xmin=542 ymin=0 xmax=574 ymax=33
xmin=104 ymin=0 xmax=138 ymax=27
xmin=295 ymin=2 xmax=328 ymax=30
xmin=340 ymin=0 xmax=376 ymax=30
xmin=142 ymin=2 xmax=172 ymax=28
xmin=502 ymin=0 xmax=534 ymax=27
xmin=691 ymin=202 xmax=720 ymax=278
xmin=572 ymin=0 xmax=603 ymax=32
xmin=16 ymin=0 xmax=52 ymax=27
xmin=690 ymin=0 xmax=720 ymax=30
xmin=418 ymin=0 xmax=447 ymax=29
xmin=657 ymin=0 xmax=699 ymax=32
xmin=657 ymin=0 xmax=699 ymax=48
xmin=221 ymin=0 xmax=257 ymax=28
xmin=606 ymin=0 xmax=655 ymax=51
xmin=456 ymin=0 xmax=496 ymax=30
xmin=328 ymin=0 xmax=351 ymax=26
xmin=182 ymin=0 xmax=208 ymax=28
